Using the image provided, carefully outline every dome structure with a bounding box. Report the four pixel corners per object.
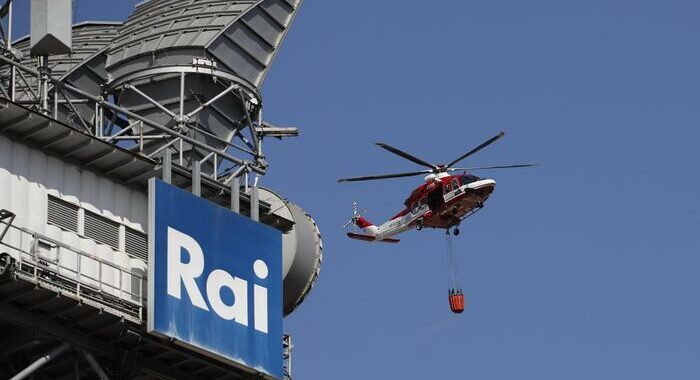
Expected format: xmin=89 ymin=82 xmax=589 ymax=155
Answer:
xmin=258 ymin=187 xmax=322 ymax=316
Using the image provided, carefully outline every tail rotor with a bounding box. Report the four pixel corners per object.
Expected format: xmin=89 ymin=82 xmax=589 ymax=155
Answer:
xmin=343 ymin=202 xmax=366 ymax=229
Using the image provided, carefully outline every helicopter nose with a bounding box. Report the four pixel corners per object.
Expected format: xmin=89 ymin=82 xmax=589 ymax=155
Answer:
xmin=467 ymin=179 xmax=496 ymax=191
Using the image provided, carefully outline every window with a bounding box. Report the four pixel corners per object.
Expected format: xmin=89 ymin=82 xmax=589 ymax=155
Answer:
xmin=461 ymin=175 xmax=479 ymax=185
xmin=47 ymin=195 xmax=79 ymax=233
xmin=451 ymin=179 xmax=459 ymax=190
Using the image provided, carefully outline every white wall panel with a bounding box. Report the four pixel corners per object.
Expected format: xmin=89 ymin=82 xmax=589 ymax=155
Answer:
xmin=0 ymin=135 xmax=148 ymax=303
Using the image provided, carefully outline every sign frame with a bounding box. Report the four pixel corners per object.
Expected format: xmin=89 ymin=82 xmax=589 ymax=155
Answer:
xmin=147 ymin=178 xmax=282 ymax=378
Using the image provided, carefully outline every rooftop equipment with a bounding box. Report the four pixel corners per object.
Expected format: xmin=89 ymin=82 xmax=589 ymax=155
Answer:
xmin=103 ymin=0 xmax=303 ymax=173
xmin=30 ymin=0 xmax=72 ymax=55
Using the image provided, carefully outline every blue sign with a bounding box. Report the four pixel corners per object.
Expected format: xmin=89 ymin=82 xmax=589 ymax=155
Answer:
xmin=147 ymin=179 xmax=282 ymax=378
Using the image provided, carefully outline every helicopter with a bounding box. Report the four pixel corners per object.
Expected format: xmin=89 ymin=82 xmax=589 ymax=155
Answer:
xmin=338 ymin=131 xmax=535 ymax=243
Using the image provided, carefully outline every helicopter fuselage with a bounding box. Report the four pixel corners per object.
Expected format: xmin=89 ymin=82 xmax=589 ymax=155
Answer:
xmin=349 ymin=173 xmax=495 ymax=242
xmin=340 ymin=132 xmax=533 ymax=243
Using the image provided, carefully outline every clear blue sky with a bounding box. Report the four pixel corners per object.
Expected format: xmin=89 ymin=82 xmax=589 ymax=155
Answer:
xmin=11 ymin=1 xmax=700 ymax=379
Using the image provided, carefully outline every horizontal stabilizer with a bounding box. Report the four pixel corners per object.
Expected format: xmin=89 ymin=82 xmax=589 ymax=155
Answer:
xmin=347 ymin=232 xmax=399 ymax=243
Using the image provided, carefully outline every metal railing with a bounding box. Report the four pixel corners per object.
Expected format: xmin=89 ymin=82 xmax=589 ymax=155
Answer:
xmin=283 ymin=333 xmax=293 ymax=380
xmin=0 ymin=52 xmax=265 ymax=173
xmin=0 ymin=214 xmax=146 ymax=323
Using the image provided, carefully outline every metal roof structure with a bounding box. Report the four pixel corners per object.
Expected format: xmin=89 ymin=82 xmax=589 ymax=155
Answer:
xmin=1 ymin=22 xmax=121 ymax=109
xmin=0 ymin=97 xmax=288 ymax=226
xmin=106 ymin=0 xmax=302 ymax=88
xmin=11 ymin=21 xmax=121 ymax=81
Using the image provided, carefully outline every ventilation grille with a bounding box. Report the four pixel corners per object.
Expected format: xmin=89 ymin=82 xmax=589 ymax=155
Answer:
xmin=47 ymin=196 xmax=79 ymax=233
xmin=125 ymin=228 xmax=148 ymax=261
xmin=84 ymin=210 xmax=120 ymax=250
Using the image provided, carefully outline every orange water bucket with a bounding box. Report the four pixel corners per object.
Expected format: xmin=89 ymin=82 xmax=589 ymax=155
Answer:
xmin=448 ymin=292 xmax=465 ymax=313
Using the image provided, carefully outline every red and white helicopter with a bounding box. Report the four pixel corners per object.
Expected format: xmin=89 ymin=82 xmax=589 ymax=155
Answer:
xmin=339 ymin=131 xmax=535 ymax=243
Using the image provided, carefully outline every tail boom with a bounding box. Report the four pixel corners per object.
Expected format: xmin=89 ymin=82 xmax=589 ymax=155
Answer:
xmin=355 ymin=216 xmax=379 ymax=236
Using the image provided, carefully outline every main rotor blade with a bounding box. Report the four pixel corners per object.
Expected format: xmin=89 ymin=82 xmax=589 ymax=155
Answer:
xmin=375 ymin=143 xmax=437 ymax=170
xmin=447 ymin=131 xmax=506 ymax=168
xmin=450 ymin=164 xmax=539 ymax=171
xmin=338 ymin=170 xmax=431 ymax=183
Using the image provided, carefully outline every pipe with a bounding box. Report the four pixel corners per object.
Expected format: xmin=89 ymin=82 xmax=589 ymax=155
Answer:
xmin=124 ymin=83 xmax=176 ymax=118
xmin=192 ymin=161 xmax=201 ymax=196
xmin=231 ymin=175 xmax=240 ymax=213
xmin=185 ymin=83 xmax=238 ymax=119
xmin=251 ymin=181 xmax=259 ymax=222
xmin=82 ymin=350 xmax=110 ymax=380
xmin=10 ymin=342 xmax=71 ymax=380
xmin=162 ymin=147 xmax=172 ymax=184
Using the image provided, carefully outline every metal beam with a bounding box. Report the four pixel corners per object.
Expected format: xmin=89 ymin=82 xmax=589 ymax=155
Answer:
xmin=124 ymin=83 xmax=176 ymax=119
xmin=105 ymin=157 xmax=136 ymax=175
xmin=27 ymin=293 xmax=61 ymax=311
xmin=137 ymin=356 xmax=198 ymax=380
xmin=82 ymin=350 xmax=110 ymax=380
xmin=63 ymin=139 xmax=95 ymax=158
xmin=0 ymin=282 xmax=34 ymax=303
xmin=0 ymin=111 xmax=32 ymax=132
xmin=56 ymin=86 xmax=92 ymax=135
xmin=84 ymin=147 xmax=118 ymax=167
xmin=0 ymin=329 xmax=41 ymax=356
xmin=127 ymin=332 xmax=247 ymax=379
xmin=0 ymin=303 xmax=118 ymax=358
xmin=19 ymin=122 xmax=49 ymax=139
xmin=43 ymin=130 xmax=74 ymax=148
xmin=185 ymin=84 xmax=239 ymax=120
xmin=238 ymin=88 xmax=260 ymax=154
xmin=65 ymin=308 xmax=101 ymax=328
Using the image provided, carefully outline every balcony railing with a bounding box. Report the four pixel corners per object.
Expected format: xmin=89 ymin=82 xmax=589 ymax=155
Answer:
xmin=0 ymin=210 xmax=145 ymax=323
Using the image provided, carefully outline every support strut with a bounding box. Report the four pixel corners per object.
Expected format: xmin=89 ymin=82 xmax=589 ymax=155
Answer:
xmin=9 ymin=342 xmax=71 ymax=380
xmin=82 ymin=350 xmax=110 ymax=380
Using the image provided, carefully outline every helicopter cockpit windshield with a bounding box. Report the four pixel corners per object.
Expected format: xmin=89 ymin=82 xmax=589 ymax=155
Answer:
xmin=461 ymin=174 xmax=480 ymax=185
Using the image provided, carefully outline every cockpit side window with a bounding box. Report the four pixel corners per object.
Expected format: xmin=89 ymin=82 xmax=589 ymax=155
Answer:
xmin=451 ymin=178 xmax=459 ymax=190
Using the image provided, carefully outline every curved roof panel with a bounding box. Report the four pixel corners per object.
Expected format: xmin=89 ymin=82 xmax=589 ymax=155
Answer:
xmin=6 ymin=22 xmax=121 ymax=81
xmin=106 ymin=0 xmax=302 ymax=88
xmin=1 ymin=22 xmax=121 ymax=107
